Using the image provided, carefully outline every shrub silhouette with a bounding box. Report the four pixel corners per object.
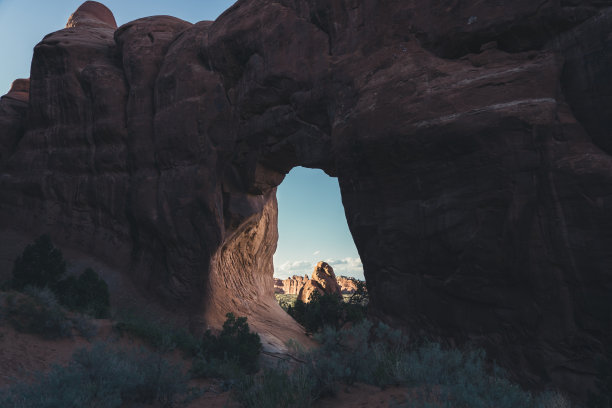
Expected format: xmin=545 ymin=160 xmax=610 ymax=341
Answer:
xmin=11 ymin=235 xmax=110 ymax=318
xmin=0 ymin=343 xmax=190 ymax=407
xmin=114 ymin=311 xmax=262 ymax=377
xmin=114 ymin=311 xmax=200 ymax=355
xmin=56 ymin=268 xmax=110 ymax=318
xmin=5 ymin=288 xmax=72 ymax=339
xmin=233 ymin=321 xmax=571 ymax=408
xmin=203 ymin=313 xmax=262 ymax=372
xmin=194 ymin=313 xmax=262 ymax=376
xmin=11 ymin=234 xmax=66 ymax=290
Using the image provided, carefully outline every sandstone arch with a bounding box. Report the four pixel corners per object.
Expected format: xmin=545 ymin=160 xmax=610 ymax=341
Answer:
xmin=2 ymin=0 xmax=612 ymax=400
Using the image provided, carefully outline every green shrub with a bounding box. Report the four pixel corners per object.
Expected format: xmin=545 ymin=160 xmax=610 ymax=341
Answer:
xmin=277 ymin=321 xmax=572 ymax=408
xmin=289 ymin=292 xmax=343 ymax=333
xmin=297 ymin=320 xmax=377 ymax=395
xmin=71 ymin=314 xmax=98 ymax=340
xmin=11 ymin=234 xmax=66 ymax=291
xmin=56 ymin=268 xmax=110 ymax=318
xmin=11 ymin=236 xmax=111 ymax=319
xmin=190 ymin=356 xmax=245 ymax=381
xmin=5 ymin=287 xmax=72 ymax=339
xmin=0 ymin=342 xmax=191 ymax=408
xmin=197 ymin=313 xmax=262 ymax=375
xmin=275 ymin=294 xmax=297 ymax=311
xmin=233 ymin=365 xmax=317 ymax=408
xmin=288 ymin=286 xmax=368 ymax=334
xmin=116 ymin=312 xmax=261 ymax=380
xmin=233 ymin=323 xmax=375 ymax=406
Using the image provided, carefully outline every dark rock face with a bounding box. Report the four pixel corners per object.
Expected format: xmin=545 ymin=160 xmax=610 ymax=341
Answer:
xmin=2 ymin=0 xmax=612 ymax=400
xmin=0 ymin=79 xmax=29 ymax=163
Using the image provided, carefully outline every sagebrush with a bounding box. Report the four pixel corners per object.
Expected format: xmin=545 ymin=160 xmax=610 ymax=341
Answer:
xmin=235 ymin=320 xmax=572 ymax=408
xmin=4 ymin=288 xmax=72 ymax=339
xmin=10 ymin=235 xmax=110 ymax=318
xmin=287 ymin=282 xmax=369 ymax=333
xmin=0 ymin=342 xmax=191 ymax=408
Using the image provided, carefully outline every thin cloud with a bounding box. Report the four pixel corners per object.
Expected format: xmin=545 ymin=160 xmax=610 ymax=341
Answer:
xmin=313 ymin=250 xmax=320 ymax=255
xmin=324 ymin=257 xmax=364 ymax=278
xmin=275 ymin=257 xmax=364 ymax=280
xmin=275 ymin=260 xmax=316 ymax=278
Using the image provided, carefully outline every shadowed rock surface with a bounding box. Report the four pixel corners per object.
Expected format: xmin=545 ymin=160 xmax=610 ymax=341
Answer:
xmin=0 ymin=79 xmax=29 ymax=163
xmin=2 ymin=0 xmax=612 ymax=400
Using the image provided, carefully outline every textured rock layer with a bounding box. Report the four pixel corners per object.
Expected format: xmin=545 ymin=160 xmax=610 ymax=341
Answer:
xmin=2 ymin=0 xmax=612 ymax=400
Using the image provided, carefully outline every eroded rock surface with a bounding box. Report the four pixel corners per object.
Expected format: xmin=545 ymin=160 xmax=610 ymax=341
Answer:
xmin=2 ymin=0 xmax=612 ymax=400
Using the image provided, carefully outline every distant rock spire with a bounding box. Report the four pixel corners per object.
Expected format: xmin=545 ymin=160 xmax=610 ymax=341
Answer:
xmin=297 ymin=261 xmax=342 ymax=303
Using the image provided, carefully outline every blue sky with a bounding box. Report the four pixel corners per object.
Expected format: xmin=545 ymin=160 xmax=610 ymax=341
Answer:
xmin=275 ymin=168 xmax=363 ymax=280
xmin=0 ymin=0 xmax=364 ymax=280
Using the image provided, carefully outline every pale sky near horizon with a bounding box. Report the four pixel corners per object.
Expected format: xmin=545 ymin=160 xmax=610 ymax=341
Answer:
xmin=0 ymin=0 xmax=365 ymax=280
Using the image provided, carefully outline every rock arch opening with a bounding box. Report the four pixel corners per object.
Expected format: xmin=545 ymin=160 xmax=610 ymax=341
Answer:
xmin=273 ymin=166 xmax=364 ymax=290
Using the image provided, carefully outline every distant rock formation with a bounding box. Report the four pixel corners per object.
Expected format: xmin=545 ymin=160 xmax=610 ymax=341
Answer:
xmin=336 ymin=276 xmax=359 ymax=294
xmin=274 ymin=275 xmax=309 ymax=295
xmin=297 ymin=261 xmax=342 ymax=303
xmin=275 ymin=273 xmax=361 ymax=295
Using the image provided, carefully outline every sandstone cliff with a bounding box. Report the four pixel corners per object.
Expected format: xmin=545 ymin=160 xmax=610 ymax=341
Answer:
xmin=274 ymin=275 xmax=309 ymax=295
xmin=2 ymin=0 xmax=612 ymax=400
